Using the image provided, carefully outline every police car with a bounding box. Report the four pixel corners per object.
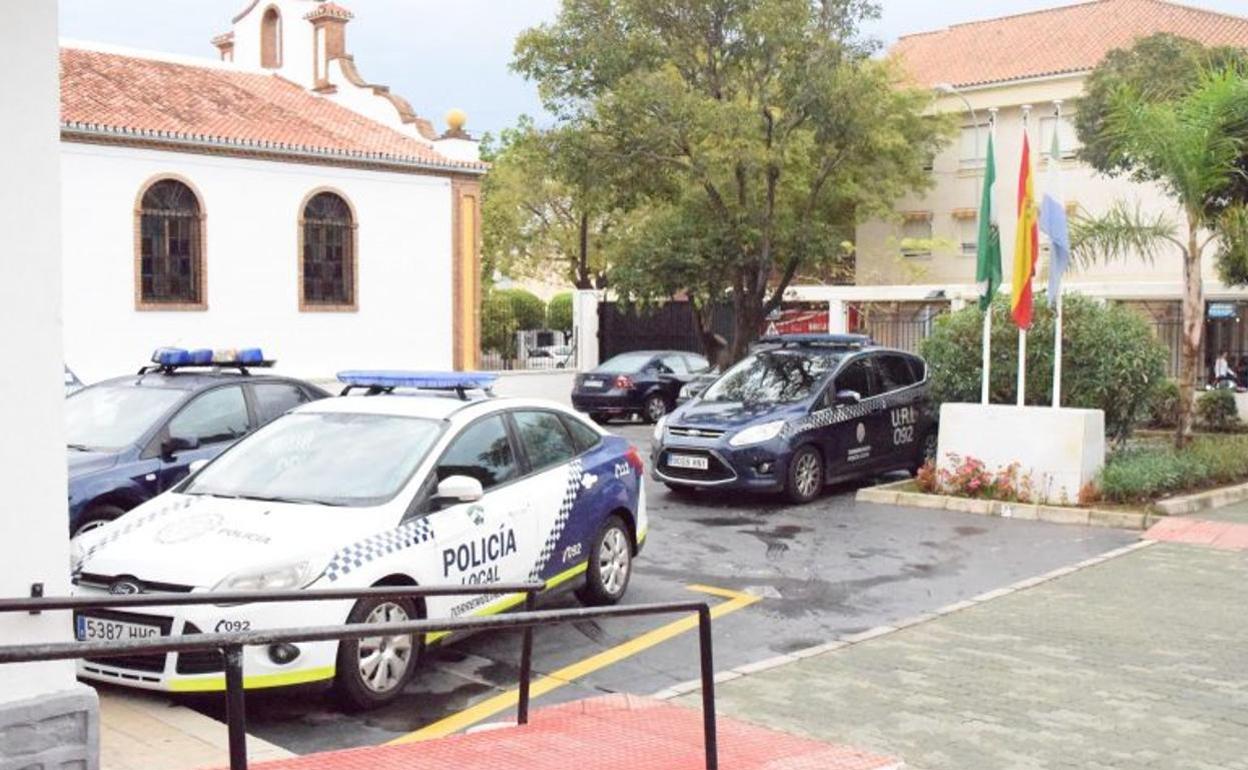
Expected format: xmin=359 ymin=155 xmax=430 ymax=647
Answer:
xmin=71 ymin=372 xmax=646 ymax=709
xmin=652 ymin=335 xmax=936 ymax=503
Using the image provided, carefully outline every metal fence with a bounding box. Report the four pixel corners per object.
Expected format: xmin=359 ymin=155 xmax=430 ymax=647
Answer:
xmin=848 ymin=301 xmax=948 ymax=353
xmin=0 ymin=584 xmax=720 ymax=770
xmin=480 ymin=329 xmax=576 ymax=372
xmin=597 ymin=301 xmax=735 ymax=363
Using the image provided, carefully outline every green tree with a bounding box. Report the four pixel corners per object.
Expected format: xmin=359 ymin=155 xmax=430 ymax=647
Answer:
xmin=495 ymin=288 xmax=547 ymax=330
xmin=481 ymin=292 xmax=518 ymax=358
xmin=481 ymin=117 xmax=616 ymax=290
xmin=1070 ymin=67 xmax=1248 ymax=446
xmin=546 ymin=292 xmax=574 ymax=332
xmin=515 ymin=0 xmax=950 ymax=362
xmin=920 ymin=294 xmax=1167 ymax=445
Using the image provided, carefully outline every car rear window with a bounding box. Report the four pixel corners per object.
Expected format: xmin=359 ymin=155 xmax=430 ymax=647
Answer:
xmin=592 ymin=353 xmax=654 ymax=373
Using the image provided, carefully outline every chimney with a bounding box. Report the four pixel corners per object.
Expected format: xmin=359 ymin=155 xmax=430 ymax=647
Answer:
xmin=211 ymin=31 xmax=234 ymax=62
xmin=305 ymin=2 xmax=353 ymax=91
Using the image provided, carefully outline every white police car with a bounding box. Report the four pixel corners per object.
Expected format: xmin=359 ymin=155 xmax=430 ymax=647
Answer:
xmin=71 ymin=372 xmax=647 ymax=709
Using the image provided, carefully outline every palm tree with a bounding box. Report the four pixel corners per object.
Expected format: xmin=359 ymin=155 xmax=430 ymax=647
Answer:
xmin=1072 ymin=67 xmax=1248 ymax=447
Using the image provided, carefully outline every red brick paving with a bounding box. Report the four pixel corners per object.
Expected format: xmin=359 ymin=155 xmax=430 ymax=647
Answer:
xmin=1144 ymin=517 xmax=1248 ymax=551
xmin=240 ymin=695 xmax=901 ymax=770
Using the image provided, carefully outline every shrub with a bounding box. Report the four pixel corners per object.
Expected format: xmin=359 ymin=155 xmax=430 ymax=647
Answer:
xmin=1094 ymin=434 xmax=1248 ymax=503
xmin=494 ymin=288 xmax=547 ymax=331
xmin=1147 ymin=379 xmax=1180 ymax=428
xmin=920 ymin=293 xmax=1168 ymax=444
xmin=547 ymin=292 xmax=574 ymax=332
xmin=481 ymin=292 xmax=518 ymax=357
xmin=1196 ymin=389 xmax=1241 ymax=432
xmin=933 ymin=454 xmax=1034 ymax=502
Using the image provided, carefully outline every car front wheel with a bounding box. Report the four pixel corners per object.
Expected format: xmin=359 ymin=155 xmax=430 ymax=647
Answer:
xmin=334 ymin=597 xmax=420 ymax=711
xmin=576 ymin=515 xmax=633 ymax=606
xmin=785 ymin=446 xmax=824 ymax=504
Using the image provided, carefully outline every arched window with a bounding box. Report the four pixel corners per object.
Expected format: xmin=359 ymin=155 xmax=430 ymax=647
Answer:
xmin=137 ymin=178 xmax=204 ymax=308
xmin=301 ymin=191 xmax=356 ymax=309
xmin=260 ymin=6 xmax=281 ymax=69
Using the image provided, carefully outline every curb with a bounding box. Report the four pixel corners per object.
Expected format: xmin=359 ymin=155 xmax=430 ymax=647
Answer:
xmin=855 ymin=480 xmax=1157 ymax=531
xmin=650 ymin=539 xmax=1154 ymax=701
xmin=1155 ymin=480 xmax=1248 ymax=515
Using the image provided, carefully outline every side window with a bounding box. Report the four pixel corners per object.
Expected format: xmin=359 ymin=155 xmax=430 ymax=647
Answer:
xmin=909 ymin=355 xmax=927 ymax=382
xmin=513 ymin=411 xmax=577 ymax=471
xmin=252 ymin=383 xmax=310 ymax=425
xmin=833 ymin=358 xmax=871 ymax=400
xmin=168 ymin=386 xmax=249 ymax=445
xmin=877 ymin=355 xmax=918 ymax=393
xmin=660 ymin=355 xmax=689 ymax=375
xmin=436 ymin=416 xmax=518 ymax=490
xmin=561 ymin=414 xmax=602 ymax=454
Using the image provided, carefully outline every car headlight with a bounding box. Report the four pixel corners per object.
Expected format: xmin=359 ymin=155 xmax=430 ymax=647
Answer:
xmin=678 ymin=383 xmax=694 ymax=399
xmin=214 ymin=559 xmax=320 ymax=592
xmin=728 ymin=420 xmax=787 ymax=447
xmin=653 ymin=414 xmax=668 ymax=443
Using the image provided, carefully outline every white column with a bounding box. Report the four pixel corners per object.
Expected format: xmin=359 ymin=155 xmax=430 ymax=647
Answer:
xmin=572 ymin=290 xmax=601 ymax=371
xmin=826 ymin=299 xmax=847 ymax=333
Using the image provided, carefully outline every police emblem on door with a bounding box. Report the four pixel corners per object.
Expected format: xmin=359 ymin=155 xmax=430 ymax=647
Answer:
xmin=855 ymin=422 xmax=866 ymax=443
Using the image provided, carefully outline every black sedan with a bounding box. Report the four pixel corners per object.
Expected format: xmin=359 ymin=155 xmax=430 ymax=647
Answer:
xmin=572 ymin=351 xmax=711 ymax=423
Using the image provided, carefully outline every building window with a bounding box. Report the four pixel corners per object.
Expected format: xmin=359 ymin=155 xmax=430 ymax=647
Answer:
xmin=957 ymin=216 xmax=978 ymax=256
xmin=260 ymin=6 xmax=282 ymax=69
xmin=1039 ymin=115 xmax=1079 ymax=161
xmin=137 ymin=178 xmax=204 ymax=308
xmin=301 ymin=191 xmax=356 ymax=310
xmin=900 ymin=214 xmax=932 ymax=258
xmin=959 ymin=123 xmax=989 ymax=169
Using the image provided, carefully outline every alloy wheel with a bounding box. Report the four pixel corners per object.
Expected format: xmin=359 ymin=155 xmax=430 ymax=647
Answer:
xmin=598 ymin=527 xmax=631 ymax=596
xmin=794 ymin=452 xmax=821 ymax=498
xmin=357 ymin=602 xmax=414 ymax=693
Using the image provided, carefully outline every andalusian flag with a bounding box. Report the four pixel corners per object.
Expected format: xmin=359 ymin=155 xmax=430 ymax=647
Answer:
xmin=1011 ymin=129 xmax=1038 ymax=329
xmin=976 ymin=133 xmax=1002 ymax=311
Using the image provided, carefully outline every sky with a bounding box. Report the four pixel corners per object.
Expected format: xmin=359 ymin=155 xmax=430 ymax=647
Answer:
xmin=58 ymin=0 xmax=1248 ymax=139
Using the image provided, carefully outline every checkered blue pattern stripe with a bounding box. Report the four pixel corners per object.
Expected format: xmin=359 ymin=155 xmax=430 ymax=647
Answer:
xmin=781 ymin=391 xmax=912 ymax=440
xmin=323 ymin=518 xmax=435 ymax=583
xmin=528 ymin=458 xmax=584 ymax=582
xmin=73 ymin=497 xmax=191 ymax=574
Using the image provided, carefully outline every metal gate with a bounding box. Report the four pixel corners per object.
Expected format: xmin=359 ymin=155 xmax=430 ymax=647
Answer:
xmin=597 ymin=301 xmax=735 ymax=363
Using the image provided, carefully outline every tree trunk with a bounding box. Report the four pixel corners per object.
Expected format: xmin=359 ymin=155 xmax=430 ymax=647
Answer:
xmin=1176 ymin=220 xmax=1203 ymax=449
xmin=729 ymin=297 xmax=760 ymax=363
xmin=574 ymin=212 xmax=592 ymax=290
xmin=691 ymin=301 xmax=724 ymax=367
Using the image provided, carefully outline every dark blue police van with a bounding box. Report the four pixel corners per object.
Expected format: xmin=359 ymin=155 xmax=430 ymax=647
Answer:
xmin=651 ymin=334 xmax=936 ymax=503
xmin=65 ymin=348 xmax=328 ymax=536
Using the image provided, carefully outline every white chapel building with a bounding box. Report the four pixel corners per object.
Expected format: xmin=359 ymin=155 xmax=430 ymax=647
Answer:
xmin=59 ymin=0 xmax=486 ymax=381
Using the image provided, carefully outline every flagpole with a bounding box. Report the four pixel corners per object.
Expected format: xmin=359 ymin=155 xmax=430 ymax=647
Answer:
xmin=981 ymin=108 xmax=998 ymax=406
xmin=1051 ymin=100 xmax=1065 ymax=408
xmin=1017 ymin=105 xmax=1032 ymax=408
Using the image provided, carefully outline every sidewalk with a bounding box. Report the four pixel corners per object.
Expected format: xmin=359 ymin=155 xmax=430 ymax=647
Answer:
xmin=679 ymin=518 xmax=1248 ymax=769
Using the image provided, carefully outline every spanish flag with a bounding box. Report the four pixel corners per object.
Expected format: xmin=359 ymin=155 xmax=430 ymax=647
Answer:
xmin=1011 ymin=129 xmax=1038 ymax=329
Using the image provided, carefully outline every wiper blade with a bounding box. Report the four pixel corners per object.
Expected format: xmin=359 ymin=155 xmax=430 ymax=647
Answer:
xmin=67 ymin=443 xmax=93 ymax=452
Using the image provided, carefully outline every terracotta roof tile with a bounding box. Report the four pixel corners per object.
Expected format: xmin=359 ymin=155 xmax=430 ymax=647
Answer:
xmin=59 ymin=46 xmax=482 ymax=172
xmin=890 ymin=0 xmax=1248 ymax=89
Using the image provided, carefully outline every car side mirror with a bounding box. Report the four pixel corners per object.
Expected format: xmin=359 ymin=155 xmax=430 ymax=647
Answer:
xmin=834 ymin=389 xmax=862 ymax=406
xmin=436 ymin=475 xmax=484 ymax=504
xmin=161 ymin=435 xmax=200 ymax=459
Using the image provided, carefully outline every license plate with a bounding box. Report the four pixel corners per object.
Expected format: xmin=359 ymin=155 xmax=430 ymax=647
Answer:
xmin=582 ymin=379 xmax=605 ymax=389
xmin=76 ymin=615 xmax=161 ymax=642
xmin=667 ymin=453 xmax=709 ymax=470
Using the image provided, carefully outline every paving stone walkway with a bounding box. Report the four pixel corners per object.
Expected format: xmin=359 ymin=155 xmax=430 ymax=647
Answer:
xmin=685 ymin=540 xmax=1248 ymax=770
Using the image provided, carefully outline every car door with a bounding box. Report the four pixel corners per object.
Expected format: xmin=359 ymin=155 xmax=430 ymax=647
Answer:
xmin=153 ymin=385 xmax=251 ymax=491
xmin=423 ymin=414 xmax=534 ymax=603
xmin=506 ymin=409 xmax=587 ymax=585
xmin=874 ymin=353 xmax=923 ymax=470
xmin=818 ymin=355 xmax=888 ymax=478
xmin=657 ymin=354 xmax=691 ymax=402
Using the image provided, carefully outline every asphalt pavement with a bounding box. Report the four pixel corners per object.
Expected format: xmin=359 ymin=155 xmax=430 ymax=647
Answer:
xmin=196 ymin=420 xmax=1135 ymax=755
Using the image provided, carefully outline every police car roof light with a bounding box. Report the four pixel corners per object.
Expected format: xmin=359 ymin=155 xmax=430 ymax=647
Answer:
xmin=336 ymin=371 xmax=499 ymax=400
xmin=757 ymin=333 xmax=872 ymax=349
xmin=144 ymin=347 xmax=275 ymax=375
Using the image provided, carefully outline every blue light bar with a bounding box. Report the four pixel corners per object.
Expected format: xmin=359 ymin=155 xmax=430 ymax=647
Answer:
xmin=152 ymin=347 xmax=191 ymax=366
xmin=188 ymin=349 xmax=213 ymax=365
xmin=337 ymin=370 xmax=499 ymax=392
xmin=150 ymin=347 xmax=271 ymax=369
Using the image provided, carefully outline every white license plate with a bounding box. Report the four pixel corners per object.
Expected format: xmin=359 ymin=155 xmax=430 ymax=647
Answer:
xmin=667 ymin=453 xmax=709 ymax=470
xmin=76 ymin=615 xmax=161 ymax=642
xmin=582 ymin=379 xmax=605 ymax=389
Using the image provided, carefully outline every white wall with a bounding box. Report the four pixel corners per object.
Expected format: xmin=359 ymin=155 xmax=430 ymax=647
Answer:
xmin=1 ymin=0 xmax=78 ymax=702
xmin=61 ymin=143 xmax=456 ymax=382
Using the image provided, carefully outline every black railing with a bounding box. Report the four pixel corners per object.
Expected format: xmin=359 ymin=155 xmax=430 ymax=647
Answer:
xmin=0 ymin=584 xmax=719 ymax=770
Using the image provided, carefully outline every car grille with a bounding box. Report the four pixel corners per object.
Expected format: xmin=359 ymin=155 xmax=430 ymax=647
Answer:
xmin=75 ymin=573 xmax=196 ymax=594
xmin=668 ymin=426 xmax=727 ymax=439
xmin=658 ymin=450 xmax=736 ymax=482
xmin=80 ymin=609 xmax=173 ymax=674
xmin=175 ymin=623 xmax=224 ymax=674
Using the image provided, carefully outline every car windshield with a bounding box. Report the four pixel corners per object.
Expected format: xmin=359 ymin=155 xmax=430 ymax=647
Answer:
xmin=592 ymin=353 xmax=654 ymax=373
xmin=65 ymin=385 xmax=186 ymax=451
xmin=702 ymin=350 xmax=841 ymax=404
xmin=183 ymin=412 xmax=443 ymax=507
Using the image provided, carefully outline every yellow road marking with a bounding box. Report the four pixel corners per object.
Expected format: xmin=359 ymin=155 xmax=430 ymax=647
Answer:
xmin=387 ymin=584 xmax=760 ymax=744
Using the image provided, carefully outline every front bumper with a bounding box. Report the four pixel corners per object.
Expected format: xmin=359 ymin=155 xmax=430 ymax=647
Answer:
xmin=73 ymin=587 xmax=348 ymax=693
xmin=650 ymin=437 xmax=789 ymax=492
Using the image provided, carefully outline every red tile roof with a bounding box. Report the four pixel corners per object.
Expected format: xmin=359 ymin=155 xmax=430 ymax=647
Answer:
xmin=59 ymin=46 xmax=482 ymax=173
xmin=890 ymin=0 xmax=1248 ymax=89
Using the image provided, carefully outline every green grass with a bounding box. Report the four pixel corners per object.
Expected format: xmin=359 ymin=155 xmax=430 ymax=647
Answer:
xmin=1097 ymin=434 xmax=1248 ymax=504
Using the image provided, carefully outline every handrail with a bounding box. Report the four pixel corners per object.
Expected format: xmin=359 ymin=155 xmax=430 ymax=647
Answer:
xmin=0 ymin=589 xmax=719 ymax=770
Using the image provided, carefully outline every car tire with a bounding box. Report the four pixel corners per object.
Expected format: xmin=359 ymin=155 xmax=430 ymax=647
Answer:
xmin=576 ymin=515 xmax=633 ymax=606
xmin=912 ymin=430 xmax=938 ymax=475
xmin=642 ymin=394 xmax=668 ymax=424
xmin=73 ymin=504 xmax=126 ymax=538
xmin=334 ymin=596 xmax=421 ymax=711
xmin=784 ymin=445 xmax=824 ymax=504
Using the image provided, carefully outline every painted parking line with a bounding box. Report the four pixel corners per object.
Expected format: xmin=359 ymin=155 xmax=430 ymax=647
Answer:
xmin=387 ymin=583 xmax=761 ymax=744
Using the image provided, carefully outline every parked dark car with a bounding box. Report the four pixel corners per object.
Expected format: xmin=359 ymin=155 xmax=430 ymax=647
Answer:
xmin=676 ymin=369 xmax=720 ymax=405
xmin=572 ymin=351 xmax=711 ymax=423
xmin=65 ymin=349 xmax=329 ymax=537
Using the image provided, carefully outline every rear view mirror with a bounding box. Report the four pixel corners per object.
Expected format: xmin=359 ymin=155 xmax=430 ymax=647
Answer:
xmin=436 ymin=475 xmax=484 ymax=504
xmin=161 ymin=435 xmax=200 ymax=459
xmin=834 ymin=389 xmax=862 ymax=406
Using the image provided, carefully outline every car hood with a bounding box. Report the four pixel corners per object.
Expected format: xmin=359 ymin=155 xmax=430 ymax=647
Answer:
xmin=74 ymin=493 xmax=396 ymax=589
xmin=67 ymin=450 xmax=119 ymax=478
xmin=670 ymin=399 xmax=808 ymax=431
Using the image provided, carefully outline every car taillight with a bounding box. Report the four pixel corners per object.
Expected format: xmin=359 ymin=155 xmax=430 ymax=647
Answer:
xmin=625 ymin=444 xmax=645 ymax=475
xmin=614 ymin=375 xmax=634 ymax=390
